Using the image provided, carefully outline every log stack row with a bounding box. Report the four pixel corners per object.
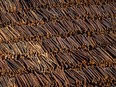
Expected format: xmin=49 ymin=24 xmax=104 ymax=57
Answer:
xmin=0 ymin=0 xmax=115 ymax=87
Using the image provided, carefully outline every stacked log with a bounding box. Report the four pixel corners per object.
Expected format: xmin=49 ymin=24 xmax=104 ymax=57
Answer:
xmin=0 ymin=0 xmax=115 ymax=86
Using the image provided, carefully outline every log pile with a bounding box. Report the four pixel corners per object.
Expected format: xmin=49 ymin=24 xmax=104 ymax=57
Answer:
xmin=0 ymin=0 xmax=116 ymax=86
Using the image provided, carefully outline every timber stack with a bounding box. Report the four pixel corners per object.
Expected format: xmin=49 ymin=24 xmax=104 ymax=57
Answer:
xmin=0 ymin=0 xmax=116 ymax=87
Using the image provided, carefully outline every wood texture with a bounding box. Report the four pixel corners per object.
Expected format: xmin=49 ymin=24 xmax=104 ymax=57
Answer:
xmin=0 ymin=0 xmax=115 ymax=87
